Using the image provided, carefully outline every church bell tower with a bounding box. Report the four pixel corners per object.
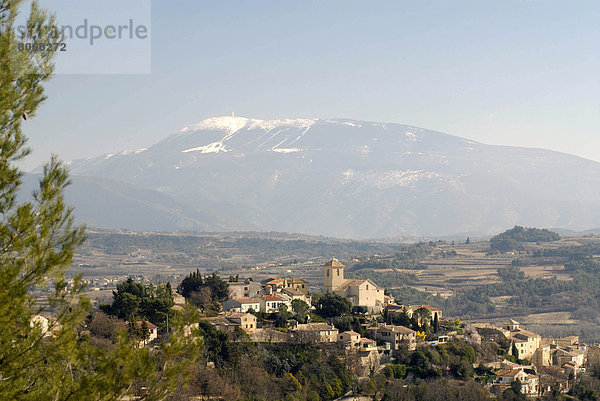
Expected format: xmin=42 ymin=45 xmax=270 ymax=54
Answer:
xmin=324 ymin=258 xmax=345 ymax=293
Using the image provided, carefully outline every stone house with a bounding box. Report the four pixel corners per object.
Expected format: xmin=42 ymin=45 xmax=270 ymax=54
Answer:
xmin=256 ymin=295 xmax=290 ymax=313
xmin=293 ymin=323 xmax=339 ymax=344
xmin=204 ymin=312 xmax=257 ymax=334
xmin=223 ymin=298 xmax=261 ymax=313
xmin=338 ymin=330 xmax=361 ymax=349
xmin=228 ymin=280 xmax=264 ymax=299
xmin=373 ymin=324 xmax=417 ymax=351
xmin=494 ymin=368 xmax=539 ymax=396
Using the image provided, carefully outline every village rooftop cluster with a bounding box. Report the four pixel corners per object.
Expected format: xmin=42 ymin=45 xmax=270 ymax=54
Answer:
xmin=32 ymin=258 xmax=594 ymax=398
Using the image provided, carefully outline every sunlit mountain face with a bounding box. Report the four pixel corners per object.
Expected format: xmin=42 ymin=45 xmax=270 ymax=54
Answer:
xmin=42 ymin=116 xmax=600 ymax=238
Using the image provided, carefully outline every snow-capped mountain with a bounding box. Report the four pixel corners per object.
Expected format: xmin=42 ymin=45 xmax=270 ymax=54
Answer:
xmin=61 ymin=115 xmax=600 ymax=238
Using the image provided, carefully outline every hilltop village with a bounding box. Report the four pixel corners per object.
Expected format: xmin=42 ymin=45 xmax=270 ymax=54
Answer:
xmin=45 ymin=256 xmax=595 ymax=400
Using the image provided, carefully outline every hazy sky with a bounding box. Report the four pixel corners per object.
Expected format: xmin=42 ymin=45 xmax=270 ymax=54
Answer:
xmin=22 ymin=0 xmax=599 ymax=170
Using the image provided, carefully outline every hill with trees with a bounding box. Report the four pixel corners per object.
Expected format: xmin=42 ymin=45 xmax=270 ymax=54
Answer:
xmin=490 ymin=226 xmax=560 ymax=252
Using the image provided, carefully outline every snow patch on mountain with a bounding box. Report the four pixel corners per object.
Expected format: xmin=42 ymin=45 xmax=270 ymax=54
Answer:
xmin=190 ymin=116 xmax=250 ymax=134
xmin=182 ymin=142 xmax=230 ymax=154
xmin=247 ymin=118 xmax=316 ymax=131
xmin=405 ymin=132 xmax=417 ymax=142
xmin=271 ymin=148 xmax=303 ymax=153
xmin=180 ymin=116 xmax=317 ymax=136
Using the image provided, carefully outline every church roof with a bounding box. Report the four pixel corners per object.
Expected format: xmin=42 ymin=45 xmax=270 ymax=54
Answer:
xmin=324 ymin=258 xmax=344 ymax=268
xmin=336 ymin=279 xmax=383 ymax=291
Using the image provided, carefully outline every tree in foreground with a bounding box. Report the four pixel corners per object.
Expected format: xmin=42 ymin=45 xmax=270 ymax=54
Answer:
xmin=0 ymin=2 xmax=200 ymax=399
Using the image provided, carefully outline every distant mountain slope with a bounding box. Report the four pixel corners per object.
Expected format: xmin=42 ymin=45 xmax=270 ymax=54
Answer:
xmin=61 ymin=116 xmax=600 ymax=238
xmin=19 ymin=174 xmax=248 ymax=232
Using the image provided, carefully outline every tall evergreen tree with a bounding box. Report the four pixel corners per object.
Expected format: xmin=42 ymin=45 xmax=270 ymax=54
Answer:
xmin=0 ymin=2 xmax=201 ymax=399
xmin=512 ymin=342 xmax=520 ymax=359
xmin=178 ymin=269 xmax=204 ymax=298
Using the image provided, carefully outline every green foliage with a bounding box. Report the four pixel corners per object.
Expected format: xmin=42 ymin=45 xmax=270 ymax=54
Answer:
xmin=352 ymin=305 xmax=368 ymax=315
xmin=500 ymin=379 xmax=527 ymax=401
xmin=408 ymin=349 xmax=442 ymax=379
xmin=291 ymin=299 xmax=310 ymax=323
xmin=383 ymin=307 xmax=411 ymax=328
xmin=128 ymin=319 xmax=150 ymax=343
xmin=348 ymin=243 xmax=432 ymax=271
xmin=332 ymin=315 xmax=353 ymax=332
xmin=204 ymin=272 xmax=230 ymax=302
xmin=570 ymin=378 xmax=600 ymax=401
xmin=196 ymin=320 xmax=237 ymax=367
xmin=490 ymin=238 xmax=524 ymax=253
xmin=176 ymin=342 xmax=353 ymax=401
xmin=314 ymin=293 xmax=352 ymax=318
xmin=346 ymin=270 xmax=417 ymax=287
xmin=0 ymin=3 xmax=201 ymax=398
xmin=512 ymin=342 xmax=519 ymax=359
xmin=101 ymin=277 xmax=174 ymax=329
xmin=179 ymin=268 xmax=204 ymax=297
xmin=82 ymin=232 xmax=404 ymax=271
xmin=381 ymin=379 xmax=492 ymax=401
xmin=491 ymin=226 xmax=560 ymax=252
xmin=382 ymin=364 xmax=407 ymax=379
xmin=276 ymin=303 xmax=292 ymax=328
xmin=178 ymin=270 xmax=229 ymax=311
xmin=393 ymin=341 xmax=479 ymax=382
xmin=413 ymin=307 xmax=431 ymax=325
xmin=498 ymin=266 xmax=526 ymax=282
xmin=536 ymin=242 xmax=600 ymax=259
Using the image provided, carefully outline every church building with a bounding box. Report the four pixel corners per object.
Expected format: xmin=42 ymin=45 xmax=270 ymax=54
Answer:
xmin=323 ymin=258 xmax=385 ymax=312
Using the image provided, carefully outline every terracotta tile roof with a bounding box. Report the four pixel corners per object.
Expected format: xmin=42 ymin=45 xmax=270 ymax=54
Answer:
xmin=135 ymin=320 xmax=158 ymax=329
xmin=258 ymin=295 xmax=284 ymax=302
xmin=410 ymin=304 xmax=442 ymax=312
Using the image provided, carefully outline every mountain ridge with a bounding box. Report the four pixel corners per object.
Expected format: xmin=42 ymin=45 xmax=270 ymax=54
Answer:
xmin=43 ymin=115 xmax=600 ymax=238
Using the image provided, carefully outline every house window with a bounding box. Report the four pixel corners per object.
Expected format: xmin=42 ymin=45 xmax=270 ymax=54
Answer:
xmin=366 ymin=285 xmax=369 ymax=290
xmin=327 ymin=270 xmax=330 ymax=277
xmin=336 ymin=269 xmax=340 ymax=276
